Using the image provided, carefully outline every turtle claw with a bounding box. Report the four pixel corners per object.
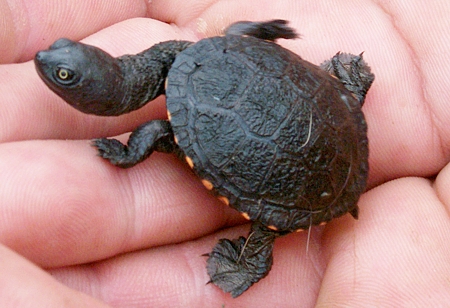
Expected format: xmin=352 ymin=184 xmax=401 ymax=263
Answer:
xmin=92 ymin=138 xmax=131 ymax=167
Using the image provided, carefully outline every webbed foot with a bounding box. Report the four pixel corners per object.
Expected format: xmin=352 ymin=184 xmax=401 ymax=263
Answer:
xmin=206 ymin=222 xmax=278 ymax=297
xmin=320 ymin=52 xmax=374 ymax=105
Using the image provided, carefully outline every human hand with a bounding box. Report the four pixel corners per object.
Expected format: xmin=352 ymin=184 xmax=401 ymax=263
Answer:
xmin=1 ymin=0 xmax=450 ymax=306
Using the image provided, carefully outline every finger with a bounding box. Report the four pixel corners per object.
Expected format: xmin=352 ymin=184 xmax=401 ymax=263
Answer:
xmin=4 ymin=1 xmax=450 ymax=183
xmin=0 ymin=244 xmax=110 ymax=307
xmin=0 ymin=0 xmax=149 ymax=63
xmin=434 ymin=162 xmax=450 ymax=213
xmin=318 ymin=177 xmax=450 ymax=306
xmin=149 ymin=0 xmax=216 ymax=26
xmin=6 ymin=2 xmax=448 ymax=184
xmin=46 ymin=175 xmax=449 ymax=306
xmin=0 ymin=18 xmax=197 ymax=143
xmin=49 ymin=225 xmax=322 ymax=306
xmin=0 ymin=139 xmax=242 ymax=268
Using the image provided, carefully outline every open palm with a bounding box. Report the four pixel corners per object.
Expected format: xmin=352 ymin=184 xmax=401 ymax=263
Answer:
xmin=1 ymin=1 xmax=449 ymax=307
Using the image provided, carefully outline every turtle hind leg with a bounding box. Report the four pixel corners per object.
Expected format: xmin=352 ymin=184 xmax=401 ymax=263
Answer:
xmin=225 ymin=20 xmax=299 ymax=41
xmin=320 ymin=52 xmax=375 ymax=106
xmin=206 ymin=222 xmax=278 ymax=297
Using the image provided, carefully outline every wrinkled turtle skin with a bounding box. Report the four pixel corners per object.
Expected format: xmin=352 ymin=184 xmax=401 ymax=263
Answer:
xmin=35 ymin=20 xmax=374 ymax=298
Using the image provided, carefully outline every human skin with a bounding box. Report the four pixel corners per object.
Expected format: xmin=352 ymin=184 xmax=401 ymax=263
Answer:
xmin=1 ymin=0 xmax=450 ymax=307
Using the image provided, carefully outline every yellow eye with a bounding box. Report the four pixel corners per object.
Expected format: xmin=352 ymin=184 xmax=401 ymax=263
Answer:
xmin=57 ymin=68 xmax=70 ymax=80
xmin=54 ymin=67 xmax=76 ymax=85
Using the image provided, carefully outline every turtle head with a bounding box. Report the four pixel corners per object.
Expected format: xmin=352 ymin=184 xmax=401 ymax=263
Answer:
xmin=36 ymin=38 xmax=193 ymax=116
xmin=35 ymin=38 xmax=130 ymax=116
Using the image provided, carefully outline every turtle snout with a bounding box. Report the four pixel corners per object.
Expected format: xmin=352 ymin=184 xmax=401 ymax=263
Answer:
xmin=34 ymin=51 xmax=49 ymax=73
xmin=34 ymin=50 xmax=46 ymax=64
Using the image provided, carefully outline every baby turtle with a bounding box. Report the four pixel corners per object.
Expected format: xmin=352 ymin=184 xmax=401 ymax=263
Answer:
xmin=35 ymin=20 xmax=374 ymax=297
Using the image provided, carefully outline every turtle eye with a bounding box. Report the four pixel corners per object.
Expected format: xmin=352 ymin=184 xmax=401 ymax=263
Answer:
xmin=53 ymin=66 xmax=77 ymax=85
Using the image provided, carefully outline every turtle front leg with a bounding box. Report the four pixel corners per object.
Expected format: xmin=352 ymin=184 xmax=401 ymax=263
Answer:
xmin=206 ymin=222 xmax=279 ymax=297
xmin=93 ymin=120 xmax=177 ymax=168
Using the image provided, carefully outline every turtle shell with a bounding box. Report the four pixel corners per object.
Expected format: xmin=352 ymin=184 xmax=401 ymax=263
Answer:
xmin=165 ymin=35 xmax=368 ymax=232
